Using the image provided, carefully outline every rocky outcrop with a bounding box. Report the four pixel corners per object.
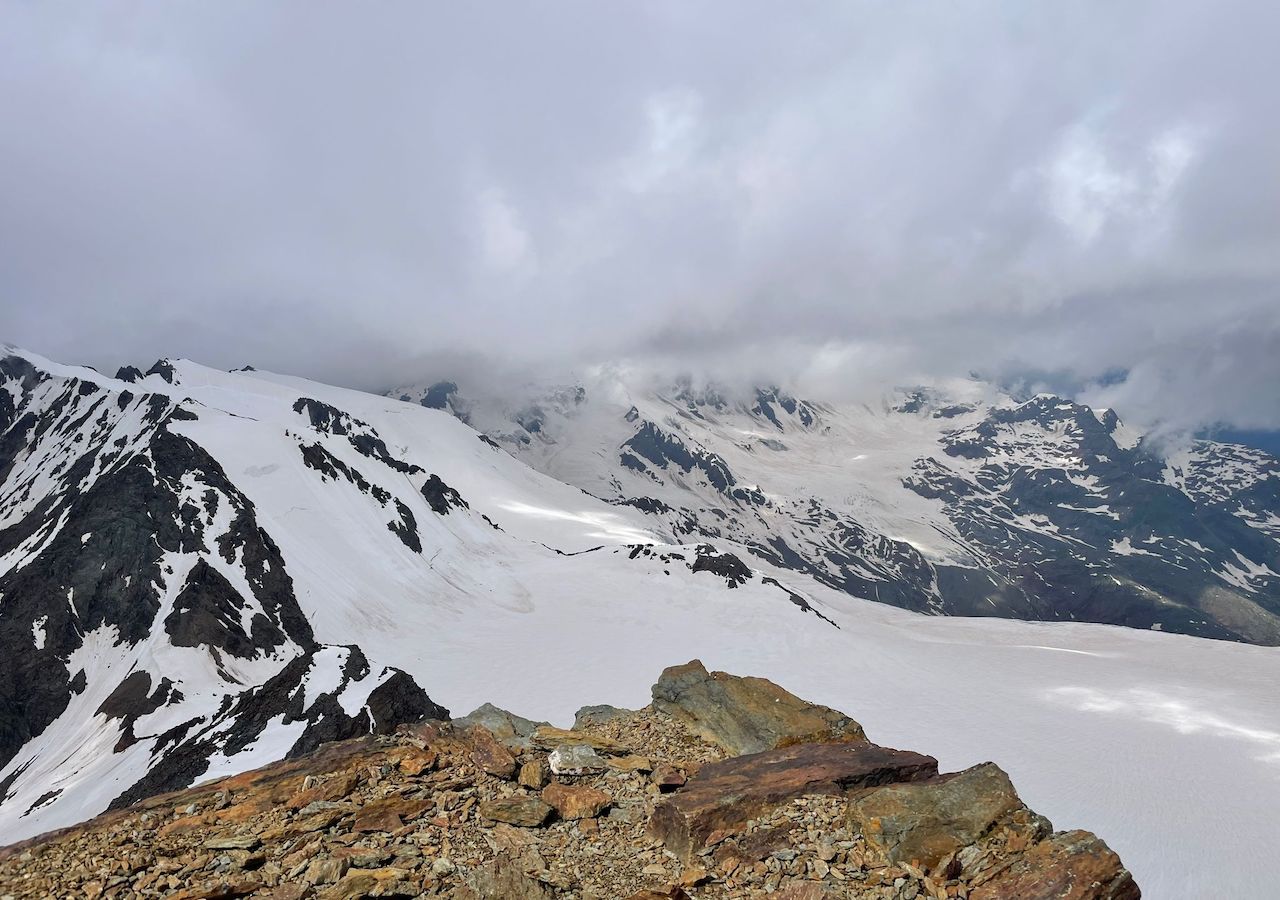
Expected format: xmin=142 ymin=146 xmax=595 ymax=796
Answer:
xmin=651 ymin=660 xmax=867 ymax=754
xmin=648 ymin=742 xmax=939 ymax=861
xmin=0 ymin=661 xmax=1137 ymax=898
xmin=846 ymin=763 xmax=1028 ymax=867
xmin=969 ymin=831 xmax=1140 ymax=900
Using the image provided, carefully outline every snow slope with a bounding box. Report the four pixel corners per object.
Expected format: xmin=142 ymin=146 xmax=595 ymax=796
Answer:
xmin=1 ymin=349 xmax=1277 ymax=898
xmin=394 ymin=373 xmax=1280 ymax=644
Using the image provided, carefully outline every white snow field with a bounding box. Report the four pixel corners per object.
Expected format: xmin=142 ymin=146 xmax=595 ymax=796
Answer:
xmin=0 ymin=351 xmax=1276 ymax=899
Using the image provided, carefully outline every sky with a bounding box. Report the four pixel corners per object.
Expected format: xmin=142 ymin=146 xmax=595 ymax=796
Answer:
xmin=1 ymin=2 xmax=1278 ymax=436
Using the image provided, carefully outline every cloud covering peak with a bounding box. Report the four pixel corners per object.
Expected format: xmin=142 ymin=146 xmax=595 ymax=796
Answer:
xmin=1 ymin=2 xmax=1277 ymax=433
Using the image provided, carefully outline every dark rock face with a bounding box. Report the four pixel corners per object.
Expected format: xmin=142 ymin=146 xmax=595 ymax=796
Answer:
xmin=421 ymin=473 xmax=469 ymax=515
xmin=0 ymin=352 xmax=445 ymax=829
xmin=901 ymin=398 xmax=1280 ymax=642
xmin=165 ymin=560 xmax=287 ymax=659
xmin=109 ymin=646 xmax=446 ymax=810
xmin=689 ymin=545 xmax=753 ymax=588
xmin=622 ymin=421 xmax=739 ymax=495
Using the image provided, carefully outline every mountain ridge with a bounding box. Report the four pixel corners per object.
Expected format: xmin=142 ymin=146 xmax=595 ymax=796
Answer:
xmin=390 ymin=371 xmax=1280 ymax=643
xmin=2 ymin=347 xmax=1278 ymax=897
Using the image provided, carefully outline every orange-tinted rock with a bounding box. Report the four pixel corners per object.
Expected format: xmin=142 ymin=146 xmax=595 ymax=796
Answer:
xmin=397 ymin=748 xmax=437 ymax=776
xmin=518 ymin=758 xmax=550 ymax=789
xmin=542 ymin=782 xmax=612 ymax=820
xmin=651 ymin=660 xmax=866 ymax=756
xmin=287 ymin=772 xmax=358 ymax=809
xmin=649 ymin=741 xmax=937 ymax=860
xmin=970 ymin=830 xmax=1140 ymax=900
xmin=352 ymin=796 xmax=431 ymax=833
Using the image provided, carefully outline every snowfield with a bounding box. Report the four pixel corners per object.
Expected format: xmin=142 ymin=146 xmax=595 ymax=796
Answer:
xmin=0 ymin=350 xmax=1277 ymax=899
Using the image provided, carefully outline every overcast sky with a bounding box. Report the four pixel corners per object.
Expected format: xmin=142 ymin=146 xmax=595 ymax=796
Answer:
xmin=1 ymin=2 xmax=1278 ymax=433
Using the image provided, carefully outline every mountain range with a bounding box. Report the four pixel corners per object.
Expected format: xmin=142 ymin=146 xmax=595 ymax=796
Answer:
xmin=394 ymin=371 xmax=1280 ymax=643
xmin=1 ymin=346 xmax=1278 ymax=897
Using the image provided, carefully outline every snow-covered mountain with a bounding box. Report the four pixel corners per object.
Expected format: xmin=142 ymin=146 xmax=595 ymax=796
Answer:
xmin=3 ymin=347 xmax=1280 ymax=898
xmin=0 ymin=349 xmax=800 ymax=835
xmin=393 ymin=373 xmax=1280 ymax=644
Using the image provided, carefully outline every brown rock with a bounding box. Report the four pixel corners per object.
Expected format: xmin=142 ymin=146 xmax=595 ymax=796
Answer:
xmin=468 ymin=724 xmax=517 ymax=779
xmin=649 ymin=741 xmax=937 ymax=860
xmin=453 ymin=857 xmax=558 ymax=899
xmin=847 ymin=762 xmax=1025 ymax=867
xmin=625 ymin=889 xmax=692 ymax=900
xmin=253 ymin=887 xmax=312 ymax=900
xmin=518 ymin=757 xmax=550 ymax=789
xmin=478 ymin=796 xmax=554 ymax=827
xmin=305 ymin=856 xmax=350 ymax=885
xmin=167 ymin=878 xmax=265 ymax=899
xmin=203 ymin=833 xmax=262 ymax=851
xmin=970 ymin=830 xmax=1140 ymax=900
xmin=397 ymin=748 xmax=437 ymax=776
xmin=651 ymin=764 xmax=686 ymax=792
xmin=158 ymin=813 xmax=213 ymax=838
xmin=531 ymin=725 xmax=630 ymax=753
xmin=353 ymin=797 xmax=431 ymax=833
xmin=541 ymin=782 xmax=612 ymax=820
xmin=608 ymin=754 xmax=654 ymax=773
xmin=776 ymin=885 xmax=841 ymax=899
xmin=651 ymin=660 xmax=867 ymax=756
xmin=287 ymin=772 xmax=359 ymax=809
xmin=261 ymin=805 xmax=349 ymax=841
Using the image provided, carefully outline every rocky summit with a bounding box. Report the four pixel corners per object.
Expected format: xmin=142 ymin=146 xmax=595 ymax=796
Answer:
xmin=0 ymin=661 xmax=1138 ymax=899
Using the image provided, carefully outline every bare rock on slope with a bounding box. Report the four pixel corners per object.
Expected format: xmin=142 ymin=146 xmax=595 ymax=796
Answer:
xmin=651 ymin=659 xmax=867 ymax=754
xmin=649 ymin=741 xmax=939 ymax=861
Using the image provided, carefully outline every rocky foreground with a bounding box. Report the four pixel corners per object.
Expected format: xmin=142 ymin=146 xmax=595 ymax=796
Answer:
xmin=0 ymin=661 xmax=1138 ymax=899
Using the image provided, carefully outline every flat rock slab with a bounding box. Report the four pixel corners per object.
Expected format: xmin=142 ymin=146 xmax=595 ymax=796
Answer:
xmin=970 ymin=830 xmax=1140 ymax=900
xmin=532 ymin=725 xmax=630 ymax=754
xmin=651 ymin=660 xmax=866 ymax=756
xmin=649 ymin=741 xmax=937 ymax=860
xmin=847 ymin=762 xmax=1025 ymax=867
xmin=478 ymin=796 xmax=554 ymax=828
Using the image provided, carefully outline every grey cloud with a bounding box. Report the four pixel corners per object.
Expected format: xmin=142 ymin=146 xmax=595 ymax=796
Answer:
xmin=1 ymin=1 xmax=1277 ymax=432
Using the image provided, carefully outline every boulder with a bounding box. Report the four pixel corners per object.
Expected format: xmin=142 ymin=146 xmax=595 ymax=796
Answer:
xmin=542 ymin=783 xmax=611 ymax=820
xmin=466 ymin=725 xmax=517 ymax=779
xmin=352 ymin=796 xmax=430 ymax=833
xmin=970 ymin=830 xmax=1141 ymax=900
xmin=649 ymin=741 xmax=937 ymax=860
xmin=573 ymin=704 xmax=633 ymax=729
xmin=650 ymin=660 xmax=866 ymax=756
xmin=453 ymin=703 xmax=547 ymax=751
xmin=477 ymin=797 xmax=554 ymax=828
xmin=452 ymin=857 xmax=558 ymax=899
xmin=518 ymin=758 xmax=550 ymax=789
xmin=651 ymin=764 xmax=686 ymax=792
xmin=548 ymin=744 xmax=607 ymax=776
xmin=846 ymin=762 xmax=1025 ymax=867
